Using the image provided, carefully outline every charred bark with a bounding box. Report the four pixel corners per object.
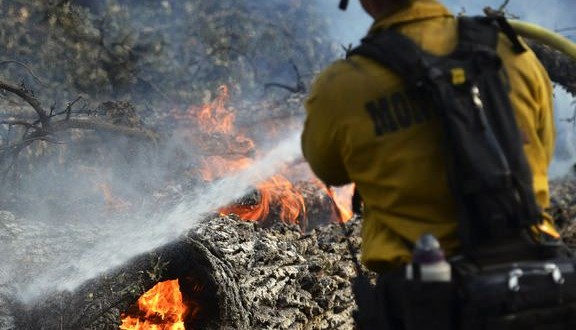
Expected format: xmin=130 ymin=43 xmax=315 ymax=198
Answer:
xmin=8 ymin=215 xmax=363 ymax=330
xmin=528 ymin=41 xmax=576 ymax=96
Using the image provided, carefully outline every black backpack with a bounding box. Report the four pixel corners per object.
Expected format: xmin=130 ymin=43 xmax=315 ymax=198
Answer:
xmin=348 ymin=16 xmax=547 ymax=262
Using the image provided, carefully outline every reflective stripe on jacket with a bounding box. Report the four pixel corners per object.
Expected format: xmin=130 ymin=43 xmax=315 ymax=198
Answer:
xmin=301 ymin=0 xmax=554 ymax=272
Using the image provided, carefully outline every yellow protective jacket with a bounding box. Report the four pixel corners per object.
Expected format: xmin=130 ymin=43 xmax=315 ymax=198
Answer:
xmin=301 ymin=0 xmax=554 ymax=272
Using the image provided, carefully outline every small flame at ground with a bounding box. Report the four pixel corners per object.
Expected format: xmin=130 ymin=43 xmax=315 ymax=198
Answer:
xmin=186 ymin=85 xmax=354 ymax=226
xmin=327 ymin=184 xmax=355 ymax=222
xmin=219 ymin=174 xmax=306 ymax=224
xmin=78 ymin=166 xmax=132 ymax=213
xmin=98 ymin=181 xmax=132 ymax=213
xmin=196 ymin=85 xmax=234 ymax=134
xmin=120 ymin=280 xmax=189 ymax=330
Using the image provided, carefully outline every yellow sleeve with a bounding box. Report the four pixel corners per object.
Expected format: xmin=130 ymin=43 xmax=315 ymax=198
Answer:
xmin=301 ymin=73 xmax=351 ymax=186
xmin=534 ymin=60 xmax=555 ymax=168
xmin=531 ymin=64 xmax=559 ymax=239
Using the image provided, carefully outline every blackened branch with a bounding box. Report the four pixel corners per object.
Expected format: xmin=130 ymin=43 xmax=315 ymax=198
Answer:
xmin=0 ymin=80 xmax=49 ymax=124
xmin=264 ymin=61 xmax=306 ymax=94
xmin=498 ymin=0 xmax=511 ymax=12
xmin=0 ymin=60 xmax=49 ymax=87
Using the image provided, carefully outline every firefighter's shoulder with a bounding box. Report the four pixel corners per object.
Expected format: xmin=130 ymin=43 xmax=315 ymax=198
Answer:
xmin=309 ymin=57 xmax=401 ymax=101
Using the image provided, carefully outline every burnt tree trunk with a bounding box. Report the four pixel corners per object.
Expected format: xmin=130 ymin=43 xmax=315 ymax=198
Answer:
xmin=9 ymin=215 xmax=364 ymax=330
xmin=528 ymin=41 xmax=576 ymax=96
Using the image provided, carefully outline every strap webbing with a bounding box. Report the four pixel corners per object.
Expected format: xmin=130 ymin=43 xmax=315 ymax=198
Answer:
xmin=350 ymin=30 xmax=426 ymax=85
xmin=349 ymin=16 xmax=523 ymax=76
xmin=495 ymin=17 xmax=527 ymax=53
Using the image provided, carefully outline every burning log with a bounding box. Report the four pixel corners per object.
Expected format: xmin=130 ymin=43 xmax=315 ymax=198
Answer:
xmin=7 ymin=215 xmax=363 ymax=330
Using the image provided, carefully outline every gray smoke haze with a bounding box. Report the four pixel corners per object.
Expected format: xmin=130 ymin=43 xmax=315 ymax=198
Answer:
xmin=1 ymin=1 xmax=329 ymax=313
xmin=0 ymin=0 xmax=330 ymax=310
xmin=11 ymin=130 xmax=302 ymax=303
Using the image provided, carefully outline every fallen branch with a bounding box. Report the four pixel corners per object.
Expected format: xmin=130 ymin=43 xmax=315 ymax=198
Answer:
xmin=0 ymin=77 xmax=159 ymax=196
xmin=0 ymin=60 xmax=49 ymax=87
xmin=48 ymin=118 xmax=158 ymax=141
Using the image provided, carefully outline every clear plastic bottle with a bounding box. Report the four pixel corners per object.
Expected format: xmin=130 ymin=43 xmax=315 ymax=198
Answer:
xmin=406 ymin=233 xmax=451 ymax=282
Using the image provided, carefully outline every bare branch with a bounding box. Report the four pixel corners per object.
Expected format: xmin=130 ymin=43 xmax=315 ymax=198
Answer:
xmin=264 ymin=61 xmax=306 ymax=94
xmin=0 ymin=80 xmax=49 ymax=124
xmin=0 ymin=120 xmax=37 ymax=129
xmin=57 ymin=96 xmax=83 ymax=120
xmin=498 ymin=0 xmax=511 ymax=12
xmin=48 ymin=118 xmax=158 ymax=141
xmin=0 ymin=60 xmax=49 ymax=86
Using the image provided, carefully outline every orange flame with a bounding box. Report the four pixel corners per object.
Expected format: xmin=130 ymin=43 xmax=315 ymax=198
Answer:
xmin=77 ymin=166 xmax=132 ymax=213
xmin=181 ymin=85 xmax=354 ymax=227
xmin=98 ymin=181 xmax=132 ymax=213
xmin=326 ymin=184 xmax=355 ymax=222
xmin=220 ymin=175 xmax=306 ymax=225
xmin=120 ymin=280 xmax=190 ymax=330
xmin=196 ymin=85 xmax=234 ymax=134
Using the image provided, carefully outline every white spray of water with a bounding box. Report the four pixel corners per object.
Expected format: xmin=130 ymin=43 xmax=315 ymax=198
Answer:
xmin=16 ymin=131 xmax=303 ymax=303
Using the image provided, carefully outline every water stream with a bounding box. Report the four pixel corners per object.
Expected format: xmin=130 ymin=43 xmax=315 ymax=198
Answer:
xmin=5 ymin=131 xmax=302 ymax=304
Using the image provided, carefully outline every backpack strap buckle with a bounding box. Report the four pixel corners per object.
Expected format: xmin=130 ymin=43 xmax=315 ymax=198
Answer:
xmin=545 ymin=263 xmax=566 ymax=285
xmin=508 ymin=268 xmax=523 ymax=292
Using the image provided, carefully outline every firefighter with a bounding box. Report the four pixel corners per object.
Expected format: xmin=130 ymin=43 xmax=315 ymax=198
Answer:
xmin=301 ymin=0 xmax=555 ymax=278
xmin=302 ymin=0 xmax=558 ymax=328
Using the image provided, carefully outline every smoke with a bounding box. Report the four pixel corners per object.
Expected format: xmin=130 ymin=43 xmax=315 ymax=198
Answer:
xmin=11 ymin=130 xmax=302 ymax=303
xmin=0 ymin=0 xmax=329 ymax=311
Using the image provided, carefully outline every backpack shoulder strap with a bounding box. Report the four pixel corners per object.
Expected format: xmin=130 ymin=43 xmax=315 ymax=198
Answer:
xmin=348 ymin=16 xmax=525 ymax=75
xmin=457 ymin=16 xmax=499 ymax=51
xmin=457 ymin=16 xmax=526 ymax=54
xmin=347 ymin=29 xmax=428 ymax=85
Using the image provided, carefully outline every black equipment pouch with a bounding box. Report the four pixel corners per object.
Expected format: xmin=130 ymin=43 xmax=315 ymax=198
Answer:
xmin=387 ymin=277 xmax=457 ymax=329
xmin=454 ymin=258 xmax=576 ymax=329
xmin=378 ymin=259 xmax=576 ymax=330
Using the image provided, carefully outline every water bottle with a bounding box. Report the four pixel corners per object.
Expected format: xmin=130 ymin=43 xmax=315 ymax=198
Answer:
xmin=406 ymin=233 xmax=451 ymax=282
